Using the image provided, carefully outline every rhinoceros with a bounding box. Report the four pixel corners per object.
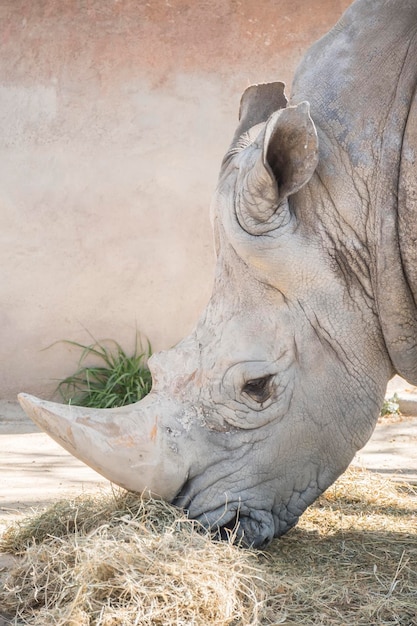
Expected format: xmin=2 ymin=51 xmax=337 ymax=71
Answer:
xmin=19 ymin=0 xmax=417 ymax=548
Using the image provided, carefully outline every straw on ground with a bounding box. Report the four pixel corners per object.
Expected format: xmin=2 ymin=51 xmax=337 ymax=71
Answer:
xmin=0 ymin=467 xmax=416 ymax=625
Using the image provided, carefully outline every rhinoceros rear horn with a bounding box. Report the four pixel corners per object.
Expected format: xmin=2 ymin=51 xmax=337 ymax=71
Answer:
xmin=237 ymin=101 xmax=319 ymax=235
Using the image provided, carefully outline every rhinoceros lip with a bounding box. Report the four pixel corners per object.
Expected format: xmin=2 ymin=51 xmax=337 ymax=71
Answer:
xmin=175 ymin=497 xmax=276 ymax=548
xmin=173 ymin=490 xmax=249 ymax=538
xmin=217 ymin=510 xmax=276 ymax=548
xmin=194 ymin=504 xmax=241 ymax=532
xmin=172 ymin=494 xmax=240 ymax=534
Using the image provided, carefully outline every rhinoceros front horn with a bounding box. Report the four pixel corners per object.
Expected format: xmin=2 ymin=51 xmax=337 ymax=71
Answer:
xmin=17 ymin=392 xmax=187 ymax=500
xmin=236 ymin=100 xmax=319 ymax=236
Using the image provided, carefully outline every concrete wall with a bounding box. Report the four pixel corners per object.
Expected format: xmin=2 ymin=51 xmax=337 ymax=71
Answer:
xmin=0 ymin=0 xmax=351 ymax=399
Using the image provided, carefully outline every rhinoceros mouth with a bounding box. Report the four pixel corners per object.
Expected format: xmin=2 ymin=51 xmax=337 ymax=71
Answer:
xmin=172 ymin=494 xmax=241 ymax=536
xmin=216 ymin=510 xmax=276 ymax=548
xmin=172 ymin=478 xmax=294 ymax=547
xmin=174 ymin=497 xmax=276 ymax=548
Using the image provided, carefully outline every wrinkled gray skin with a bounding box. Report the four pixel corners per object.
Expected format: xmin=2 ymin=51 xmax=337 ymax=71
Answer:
xmin=19 ymin=0 xmax=417 ymax=548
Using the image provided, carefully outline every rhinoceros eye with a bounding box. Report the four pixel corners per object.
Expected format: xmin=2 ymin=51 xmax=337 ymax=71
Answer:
xmin=242 ymin=375 xmax=273 ymax=403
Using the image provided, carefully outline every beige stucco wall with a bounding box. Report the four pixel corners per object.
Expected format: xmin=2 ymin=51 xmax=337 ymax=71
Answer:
xmin=0 ymin=0 xmax=351 ymax=399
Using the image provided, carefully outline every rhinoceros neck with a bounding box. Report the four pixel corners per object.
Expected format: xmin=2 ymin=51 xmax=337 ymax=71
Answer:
xmin=290 ymin=0 xmax=417 ymax=384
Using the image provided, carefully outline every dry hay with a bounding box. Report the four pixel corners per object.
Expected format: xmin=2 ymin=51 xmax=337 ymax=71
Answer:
xmin=265 ymin=469 xmax=417 ymax=625
xmin=0 ymin=493 xmax=264 ymax=625
xmin=0 ymin=468 xmax=416 ymax=625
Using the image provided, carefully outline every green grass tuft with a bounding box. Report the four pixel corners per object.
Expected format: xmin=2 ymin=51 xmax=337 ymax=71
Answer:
xmin=56 ymin=333 xmax=152 ymax=408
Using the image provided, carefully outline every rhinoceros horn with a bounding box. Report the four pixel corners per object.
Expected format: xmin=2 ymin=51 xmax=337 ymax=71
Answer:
xmin=235 ymin=97 xmax=319 ymax=235
xmin=17 ymin=392 xmax=188 ymax=500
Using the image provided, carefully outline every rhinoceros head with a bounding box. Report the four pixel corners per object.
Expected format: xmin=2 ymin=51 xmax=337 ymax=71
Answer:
xmin=19 ymin=82 xmax=393 ymax=547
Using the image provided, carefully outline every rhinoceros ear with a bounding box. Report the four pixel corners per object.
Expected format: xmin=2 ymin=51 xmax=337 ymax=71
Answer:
xmin=264 ymin=101 xmax=318 ymax=199
xmin=231 ymin=82 xmax=288 ymax=147
xmin=237 ymin=102 xmax=319 ymax=235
